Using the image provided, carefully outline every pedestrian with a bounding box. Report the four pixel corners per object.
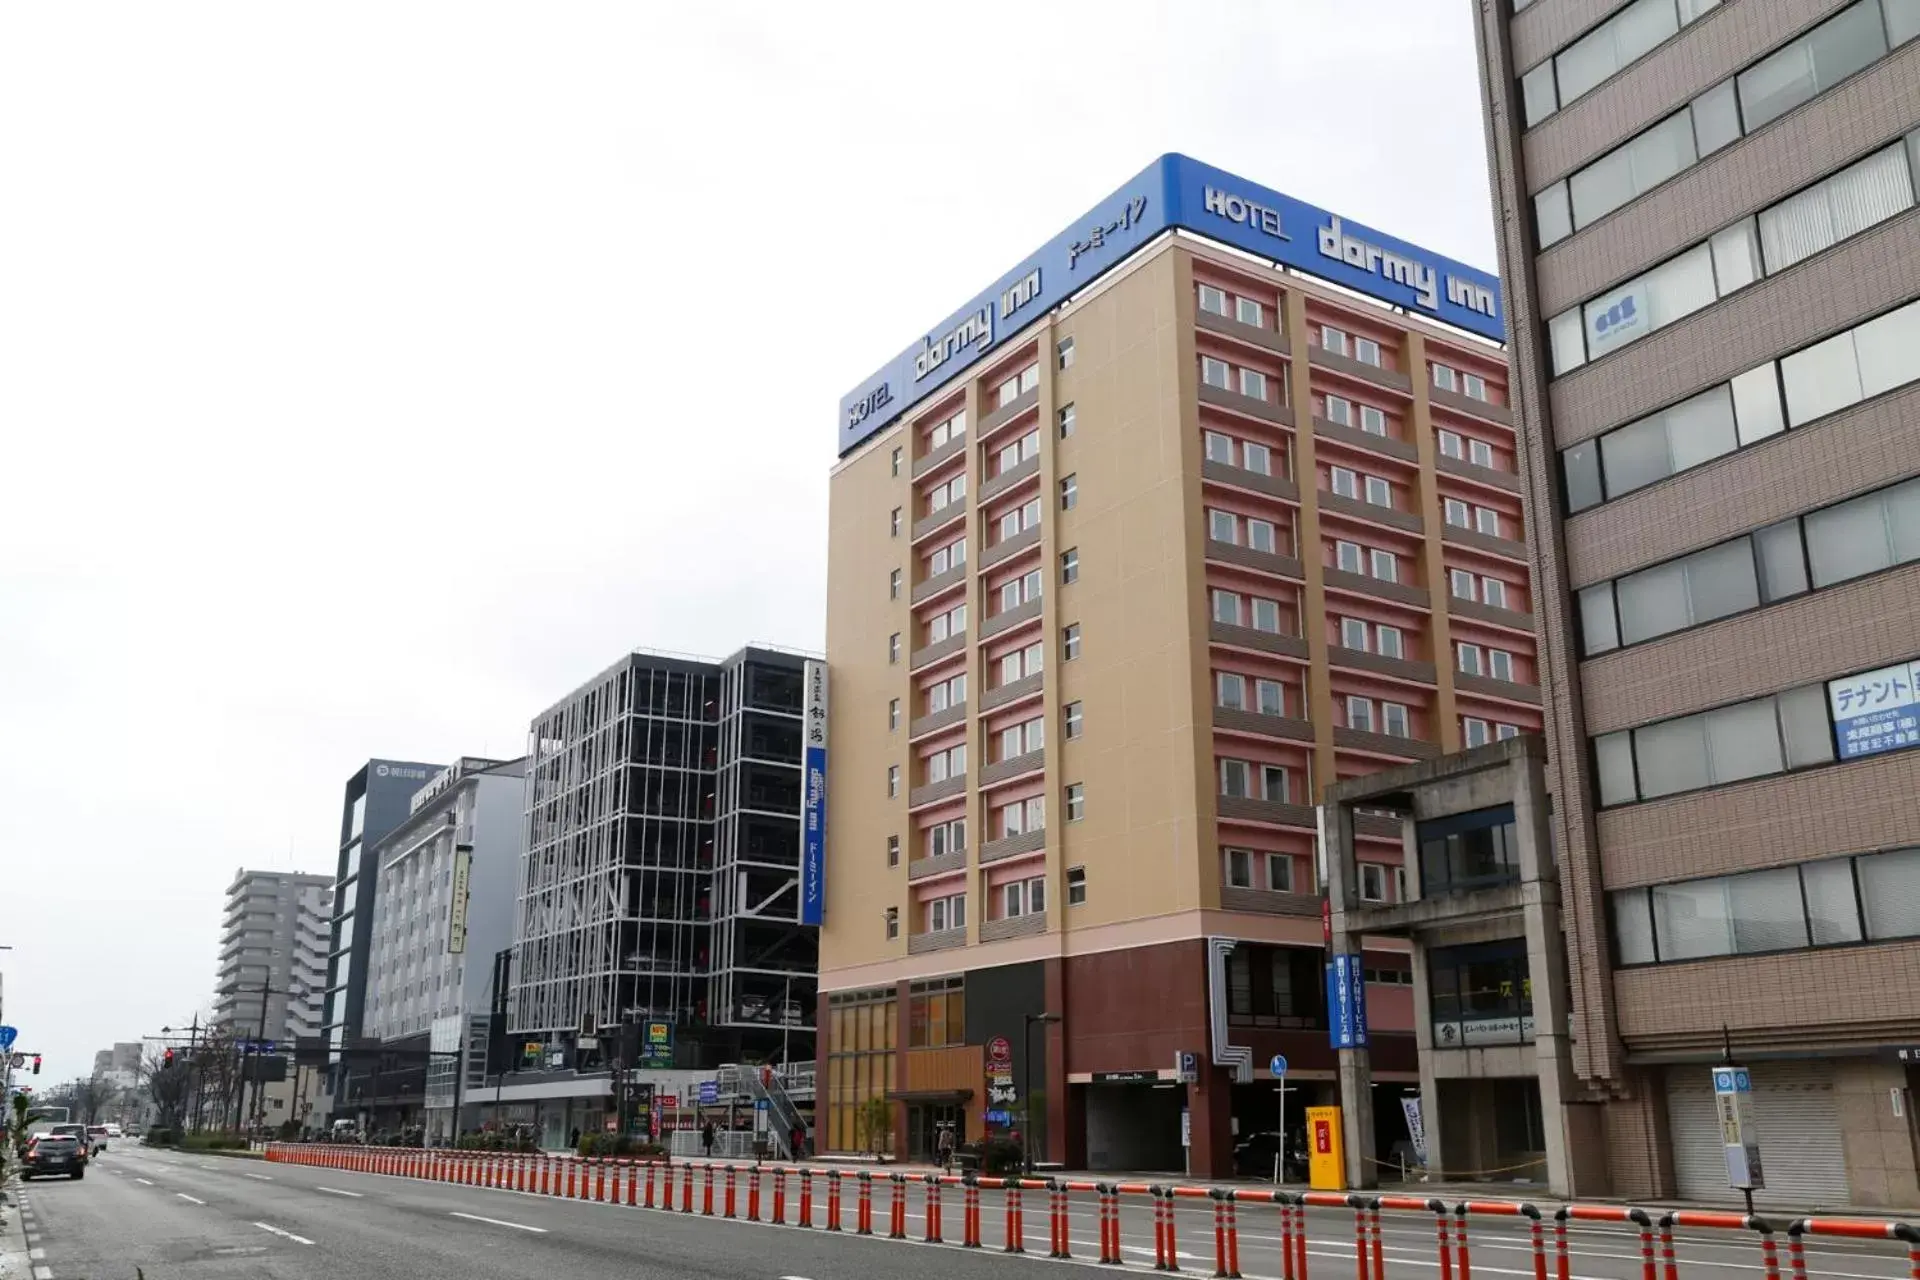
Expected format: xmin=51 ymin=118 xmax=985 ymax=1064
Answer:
xmin=569 ymin=1127 xmax=580 ymax=1151
xmin=701 ymin=1121 xmax=716 ymax=1159
xmin=790 ymin=1120 xmax=807 ymax=1160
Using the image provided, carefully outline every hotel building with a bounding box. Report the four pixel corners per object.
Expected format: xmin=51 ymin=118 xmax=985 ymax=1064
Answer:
xmin=818 ymin=155 xmax=1539 ymax=1175
xmin=1473 ymin=0 xmax=1920 ymax=1204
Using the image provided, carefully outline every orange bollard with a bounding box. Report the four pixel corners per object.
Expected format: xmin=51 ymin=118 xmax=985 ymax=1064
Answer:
xmin=773 ymin=1168 xmax=787 ymax=1225
xmin=748 ymin=1167 xmax=762 ymax=1222
xmin=597 ymin=1159 xmax=609 ymax=1202
xmin=680 ymin=1161 xmax=694 ymax=1213
xmin=1165 ymin=1187 xmax=1181 ymax=1272
xmin=1006 ymin=1178 xmax=1024 ymax=1254
xmin=857 ymin=1171 xmax=873 ymax=1235
xmin=964 ymin=1175 xmax=982 ymax=1248
xmin=1786 ymin=1223 xmax=1809 ymax=1280
xmin=827 ymin=1170 xmax=843 ymax=1232
xmin=626 ymin=1161 xmax=638 ymax=1207
xmin=1758 ymin=1225 xmax=1782 ymax=1280
xmin=889 ymin=1173 xmax=906 ymax=1239
xmin=925 ymin=1174 xmax=944 ymax=1244
xmin=725 ymin=1165 xmax=738 ymax=1219
xmin=645 ymin=1161 xmax=658 ymax=1209
xmin=703 ymin=1163 xmax=716 ymax=1216
xmin=1634 ymin=1209 xmax=1656 ymax=1280
xmin=1210 ymin=1188 xmax=1241 ymax=1279
xmin=799 ymin=1168 xmax=814 ymax=1228
xmin=564 ymin=1159 xmax=577 ymax=1199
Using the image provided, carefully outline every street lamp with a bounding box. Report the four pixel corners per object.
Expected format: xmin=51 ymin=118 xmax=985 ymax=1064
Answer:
xmin=1021 ymin=1012 xmax=1060 ymax=1175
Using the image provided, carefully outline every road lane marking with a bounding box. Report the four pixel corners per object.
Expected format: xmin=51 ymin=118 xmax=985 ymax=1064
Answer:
xmin=33 ymin=1266 xmax=51 ymax=1280
xmin=28 ymin=1247 xmax=44 ymax=1260
xmin=254 ymin=1222 xmax=316 ymax=1245
xmin=450 ymin=1211 xmax=547 ymax=1234
xmin=177 ymin=1192 xmax=207 ymax=1205
xmin=314 ymin=1186 xmax=362 ymax=1197
xmin=134 ymin=1177 xmax=155 ymax=1185
xmin=245 ymin=1172 xmax=274 ymax=1181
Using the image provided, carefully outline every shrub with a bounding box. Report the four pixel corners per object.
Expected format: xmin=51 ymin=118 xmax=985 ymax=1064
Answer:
xmin=142 ymin=1128 xmax=184 ymax=1148
xmin=577 ymin=1132 xmax=667 ymax=1158
xmin=178 ymin=1131 xmax=249 ymax=1151
xmin=960 ymin=1138 xmax=1024 ymax=1175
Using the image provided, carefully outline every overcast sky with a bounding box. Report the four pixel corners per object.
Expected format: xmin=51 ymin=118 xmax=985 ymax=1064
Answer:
xmin=0 ymin=1 xmax=1495 ymax=1084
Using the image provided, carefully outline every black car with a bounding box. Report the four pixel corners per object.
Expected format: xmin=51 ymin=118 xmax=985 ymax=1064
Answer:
xmin=1232 ymin=1130 xmax=1307 ymax=1180
xmin=23 ymin=1133 xmax=88 ymax=1180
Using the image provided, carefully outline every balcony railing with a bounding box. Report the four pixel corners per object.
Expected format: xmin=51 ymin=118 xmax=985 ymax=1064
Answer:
xmin=980 ymin=913 xmax=1047 ymax=942
xmin=1307 ymin=345 xmax=1413 ymax=395
xmin=908 ymin=926 xmax=967 ymax=955
xmin=908 ymin=849 xmax=966 ymax=881
xmin=980 ymin=827 xmax=1045 ymax=863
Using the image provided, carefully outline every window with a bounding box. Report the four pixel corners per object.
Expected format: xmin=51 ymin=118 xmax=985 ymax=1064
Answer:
xmin=1057 ymin=337 xmax=1075 ymax=369
xmin=1490 ymin=650 xmax=1515 ymax=682
xmin=1237 ymin=297 xmax=1264 ymax=327
xmin=1360 ymin=405 xmax=1387 ymax=436
xmin=1370 ymin=549 xmax=1397 ymax=582
xmin=926 ymin=817 xmax=967 ymax=857
xmin=1059 ymin=403 xmax=1076 ymax=438
xmin=888 ymin=633 xmax=901 ymax=664
xmin=925 ymin=743 xmax=967 ymax=783
xmin=997 ymin=798 xmax=1043 ymax=837
xmin=1593 ymin=682 xmax=1835 ymax=806
xmin=1213 ymin=589 xmax=1244 ymax=626
xmin=1348 ymin=696 xmax=1375 ymax=732
xmin=1523 ymin=0 xmax=1713 ymax=127
xmin=887 ymin=835 xmax=900 ymax=868
xmin=1204 ymin=430 xmax=1233 ymax=464
xmin=1482 ymin=577 xmax=1509 ymax=608
xmin=1321 ymin=325 xmax=1350 ymax=356
xmin=1255 ymin=679 xmax=1286 ymax=717
xmin=1267 ymin=854 xmax=1294 ymax=893
xmin=997 ymin=569 xmax=1041 ymax=612
xmin=1341 ymin=617 xmax=1369 ymax=651
xmin=1248 ymin=518 xmax=1278 ymax=554
xmin=1432 ymin=363 xmax=1459 ymax=392
xmin=1804 ymin=476 xmax=1920 ymax=588
xmin=889 ymin=568 xmax=902 ymax=600
xmin=1226 ymin=848 xmax=1254 ymax=889
xmin=1376 ymin=625 xmax=1404 ymax=658
xmin=1438 ymin=429 xmax=1464 ymax=459
xmin=1468 ymin=439 xmax=1495 ymax=468
xmin=927 ymin=473 xmax=967 ymax=514
xmin=1061 ymin=548 xmax=1079 ymax=584
xmin=996 ymin=364 xmax=1040 ymax=407
xmin=1202 ymin=356 xmax=1232 ymax=389
xmin=1784 ymin=299 xmax=1920 ymax=431
xmin=886 ymin=907 xmax=899 ymax=940
xmin=995 ymin=429 xmax=1040 ymax=474
xmin=1358 ymin=863 xmax=1390 ymax=902
xmin=1355 ymin=337 xmax=1382 ymax=366
xmin=1497 ymin=722 xmax=1521 ymax=740
xmin=1364 ymin=476 xmax=1392 ymax=508
xmin=1217 ymin=671 xmax=1247 ymax=710
xmin=1243 ymin=441 xmax=1273 ymax=476
xmin=1463 ymin=718 xmax=1491 ymax=748
xmin=1739 ymin=1 xmax=1887 ymax=133
xmin=929 ymin=409 xmax=967 ymax=448
xmin=1000 ymin=497 xmax=1041 ymax=541
xmin=1239 ymin=368 xmax=1268 ymax=400
xmin=1220 ymin=758 xmax=1251 ymax=797
xmin=998 ymin=641 xmax=1042 ymax=685
xmin=1450 ymin=568 xmax=1477 ymax=600
xmin=1475 ymin=507 xmax=1501 ymax=537
xmin=1004 ymin=877 xmax=1046 ymax=918
xmin=1763 ymin=144 xmax=1914 ymax=274
xmin=1261 ymin=765 xmax=1290 ymax=802
xmin=1065 ymin=783 xmax=1085 ymax=821
xmin=1062 ymin=623 xmax=1081 ymax=661
xmin=930 ymin=537 xmax=967 ymax=575
xmin=926 ymin=672 xmax=966 ymax=713
xmin=887 ymin=766 xmax=900 ymax=797
xmin=1199 ymin=284 xmax=1229 ymax=316
xmin=927 ymin=893 xmax=966 ymax=933
xmin=1336 ymin=541 xmax=1363 ymax=573
xmin=891 ymin=447 xmax=902 ymax=477
xmin=1060 ymin=475 xmax=1078 ymax=510
xmin=1383 ymin=703 xmax=1411 ymax=738
xmin=1458 ymin=642 xmax=1484 ymax=676
xmin=1064 ymin=700 xmax=1083 ymax=739
xmin=1331 ymin=466 xmax=1359 ymax=499
xmin=999 ymin=717 xmax=1043 ymax=760
xmin=1325 ymin=394 xmax=1353 ymax=425
xmin=891 ymin=507 xmax=902 ymax=537
xmin=1067 ymin=866 xmax=1088 ymax=905
xmin=1209 ymin=508 xmax=1238 ymax=543
xmin=1249 ymin=597 xmax=1282 ymax=633
xmin=928 ymin=603 xmax=967 ymax=643
xmin=888 ymin=698 xmax=901 ymax=730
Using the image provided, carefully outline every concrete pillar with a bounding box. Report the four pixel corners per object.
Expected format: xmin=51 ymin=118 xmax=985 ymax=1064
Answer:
xmin=1324 ymin=800 xmax=1377 ymax=1189
xmin=1512 ymin=752 xmax=1582 ymax=1198
xmin=1409 ymin=943 xmax=1444 ymax=1175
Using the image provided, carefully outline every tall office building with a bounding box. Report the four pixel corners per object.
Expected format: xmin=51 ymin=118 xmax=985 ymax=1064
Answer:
xmin=1472 ymin=0 xmax=1920 ymax=1204
xmin=507 ymin=646 xmax=816 ymax=1137
xmin=352 ymin=756 xmax=525 ymax=1138
xmin=820 ymin=155 xmax=1537 ymax=1174
xmin=322 ymin=759 xmax=443 ymax=1102
xmin=213 ymin=868 xmax=334 ymax=1042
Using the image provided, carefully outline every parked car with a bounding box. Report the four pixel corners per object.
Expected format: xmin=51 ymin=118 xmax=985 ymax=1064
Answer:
xmin=48 ymin=1123 xmax=99 ymax=1155
xmin=87 ymin=1124 xmax=111 ymax=1152
xmin=23 ymin=1133 xmax=88 ymax=1180
xmin=1232 ymin=1130 xmax=1308 ymax=1180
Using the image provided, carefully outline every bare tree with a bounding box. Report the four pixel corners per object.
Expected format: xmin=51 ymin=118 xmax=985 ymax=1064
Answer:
xmin=141 ymin=1049 xmax=191 ymax=1131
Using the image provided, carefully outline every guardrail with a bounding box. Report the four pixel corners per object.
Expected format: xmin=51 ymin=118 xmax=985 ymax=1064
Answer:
xmin=262 ymin=1145 xmax=1919 ymax=1277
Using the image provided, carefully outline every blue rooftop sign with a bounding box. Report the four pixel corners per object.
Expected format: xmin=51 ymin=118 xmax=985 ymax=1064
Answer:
xmin=838 ymin=152 xmax=1505 ymax=456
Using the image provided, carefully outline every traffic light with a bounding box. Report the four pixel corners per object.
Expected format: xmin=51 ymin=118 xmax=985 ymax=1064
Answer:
xmin=163 ymin=1048 xmax=175 ymax=1068
xmin=31 ymin=1055 xmax=40 ymax=1075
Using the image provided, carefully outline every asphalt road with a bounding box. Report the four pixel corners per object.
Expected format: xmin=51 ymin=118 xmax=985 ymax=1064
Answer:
xmin=17 ymin=1145 xmax=1916 ymax=1280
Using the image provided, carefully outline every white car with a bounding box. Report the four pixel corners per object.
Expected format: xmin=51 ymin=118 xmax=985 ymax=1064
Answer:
xmin=86 ymin=1124 xmax=111 ymax=1153
xmin=103 ymin=1123 xmax=124 ymax=1139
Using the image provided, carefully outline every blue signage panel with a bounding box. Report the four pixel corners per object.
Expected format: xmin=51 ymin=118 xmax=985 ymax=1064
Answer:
xmin=1270 ymin=1054 xmax=1289 ymax=1077
xmin=1326 ymin=954 xmax=1370 ymax=1050
xmin=799 ymin=661 xmax=829 ymax=927
xmin=698 ymin=1080 xmax=719 ymax=1106
xmin=0 ymin=1025 xmax=16 ymax=1051
xmin=839 ymin=152 xmax=1505 ymax=456
xmin=1828 ymin=660 xmax=1920 ymax=761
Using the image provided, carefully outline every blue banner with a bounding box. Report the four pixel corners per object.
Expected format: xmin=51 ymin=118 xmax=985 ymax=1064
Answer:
xmin=1327 ymin=954 xmax=1369 ymax=1050
xmin=799 ymin=660 xmax=829 ymax=927
xmin=839 ymin=152 xmax=1504 ymax=456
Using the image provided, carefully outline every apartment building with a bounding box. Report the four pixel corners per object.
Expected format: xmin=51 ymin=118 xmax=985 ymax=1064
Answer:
xmin=820 ymin=154 xmax=1536 ymax=1175
xmin=506 ymin=646 xmax=816 ymax=1147
xmin=213 ymin=868 xmax=334 ymax=1042
xmin=1473 ymin=0 xmax=1920 ymax=1205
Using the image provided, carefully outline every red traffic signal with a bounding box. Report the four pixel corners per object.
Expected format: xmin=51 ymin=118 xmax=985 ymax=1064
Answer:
xmin=31 ymin=1054 xmax=40 ymax=1075
xmin=163 ymin=1048 xmax=175 ymax=1068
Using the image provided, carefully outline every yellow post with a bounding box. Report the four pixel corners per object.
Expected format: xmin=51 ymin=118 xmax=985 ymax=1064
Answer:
xmin=1306 ymin=1106 xmax=1345 ymax=1191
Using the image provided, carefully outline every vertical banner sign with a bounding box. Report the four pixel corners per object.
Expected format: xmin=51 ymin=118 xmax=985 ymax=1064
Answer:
xmin=446 ymin=846 xmax=473 ymax=955
xmin=799 ymin=660 xmax=829 ymax=926
xmin=1326 ymin=954 xmax=1370 ymax=1049
xmin=1401 ymin=1097 xmax=1428 ymax=1167
xmin=1713 ymin=1067 xmax=1765 ymax=1190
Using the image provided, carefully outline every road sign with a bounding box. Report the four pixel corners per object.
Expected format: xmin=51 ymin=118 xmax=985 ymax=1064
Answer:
xmin=755 ymin=1099 xmax=770 ymax=1111
xmin=698 ymin=1080 xmax=719 ymax=1105
xmin=1269 ymin=1054 xmax=1288 ymax=1076
xmin=0 ymin=1026 xmax=16 ymax=1051
xmin=1713 ymin=1066 xmax=1765 ymax=1191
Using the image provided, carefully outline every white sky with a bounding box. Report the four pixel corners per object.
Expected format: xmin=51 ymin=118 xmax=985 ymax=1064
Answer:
xmin=0 ymin=1 xmax=1495 ymax=1083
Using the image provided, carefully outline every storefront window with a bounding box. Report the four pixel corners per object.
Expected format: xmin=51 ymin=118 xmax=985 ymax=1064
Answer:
xmin=1428 ymin=938 xmax=1533 ymax=1048
xmin=826 ymin=988 xmax=897 ymax=1153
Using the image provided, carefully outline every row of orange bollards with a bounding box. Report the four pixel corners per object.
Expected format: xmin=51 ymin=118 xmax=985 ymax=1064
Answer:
xmin=263 ymin=1145 xmax=1920 ymax=1280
